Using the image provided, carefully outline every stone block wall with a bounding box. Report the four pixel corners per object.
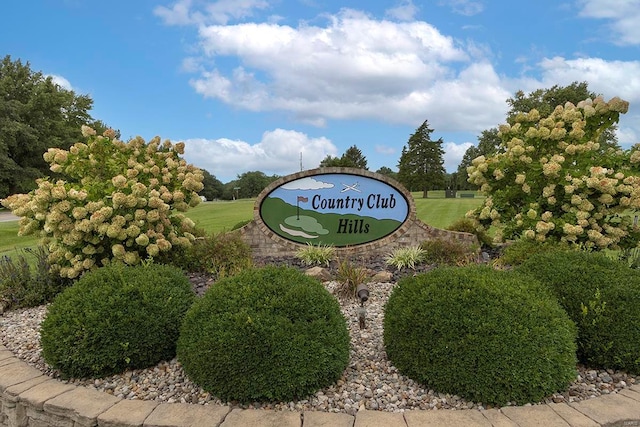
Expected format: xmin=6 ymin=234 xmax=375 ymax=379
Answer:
xmin=239 ymin=216 xmax=478 ymax=260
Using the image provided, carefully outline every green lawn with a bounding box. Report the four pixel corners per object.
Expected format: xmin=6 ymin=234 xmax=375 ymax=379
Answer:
xmin=0 ymin=195 xmax=484 ymax=257
xmin=414 ymin=197 xmax=483 ymax=229
xmin=186 ymin=199 xmax=256 ymax=232
xmin=0 ymin=222 xmax=40 ymax=258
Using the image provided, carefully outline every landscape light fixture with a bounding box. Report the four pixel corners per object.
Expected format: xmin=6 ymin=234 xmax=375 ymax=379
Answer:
xmin=356 ymin=284 xmax=369 ymax=329
xmin=356 ymin=284 xmax=369 ymax=303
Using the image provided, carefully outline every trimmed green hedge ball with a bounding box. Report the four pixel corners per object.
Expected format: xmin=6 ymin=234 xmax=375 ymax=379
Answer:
xmin=384 ymin=265 xmax=577 ymax=406
xmin=40 ymin=263 xmax=194 ymax=378
xmin=177 ymin=266 xmax=350 ymax=402
xmin=517 ymin=250 xmax=640 ymax=373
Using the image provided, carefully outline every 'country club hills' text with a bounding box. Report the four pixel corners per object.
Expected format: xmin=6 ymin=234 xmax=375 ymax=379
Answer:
xmin=302 ymin=193 xmax=402 ymax=235
xmin=307 ymin=193 xmax=400 ymax=211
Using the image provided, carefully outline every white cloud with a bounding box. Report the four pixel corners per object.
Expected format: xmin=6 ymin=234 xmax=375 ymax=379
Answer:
xmin=375 ymin=145 xmax=396 ymax=156
xmin=537 ymin=57 xmax=640 ymax=105
xmin=154 ymin=0 xmax=196 ymax=25
xmin=577 ymin=0 xmax=640 ymax=45
xmin=439 ymin=0 xmax=484 ymax=16
xmin=48 ymin=74 xmax=73 ymax=91
xmin=181 ymin=129 xmax=337 ymax=181
xmin=165 ymin=2 xmax=640 ymax=175
xmin=616 ymin=122 xmax=640 ymax=147
xmin=154 ymin=0 xmax=270 ymax=26
xmin=385 ymin=0 xmax=419 ymax=22
xmin=443 ymin=141 xmax=474 ymax=172
xmin=187 ymin=10 xmax=511 ymax=132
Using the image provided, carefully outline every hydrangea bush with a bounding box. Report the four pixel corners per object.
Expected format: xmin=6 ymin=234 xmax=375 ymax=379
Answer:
xmin=466 ymin=96 xmax=640 ymax=250
xmin=1 ymin=127 xmax=204 ymax=278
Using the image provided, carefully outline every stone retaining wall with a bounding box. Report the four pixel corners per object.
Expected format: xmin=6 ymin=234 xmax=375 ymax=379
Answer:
xmin=4 ymin=345 xmax=640 ymax=426
xmin=239 ymin=217 xmax=478 ymax=259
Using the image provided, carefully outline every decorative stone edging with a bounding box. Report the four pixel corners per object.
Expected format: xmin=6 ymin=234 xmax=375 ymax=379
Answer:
xmin=3 ymin=345 xmax=640 ymax=427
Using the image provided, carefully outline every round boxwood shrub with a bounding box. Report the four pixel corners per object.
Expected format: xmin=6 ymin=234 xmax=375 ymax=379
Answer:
xmin=517 ymin=250 xmax=640 ymax=373
xmin=177 ymin=266 xmax=350 ymax=402
xmin=40 ymin=263 xmax=195 ymax=378
xmin=384 ymin=265 xmax=577 ymax=406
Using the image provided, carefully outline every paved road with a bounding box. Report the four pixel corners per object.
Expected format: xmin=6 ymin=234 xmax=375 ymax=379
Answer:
xmin=0 ymin=211 xmax=20 ymax=222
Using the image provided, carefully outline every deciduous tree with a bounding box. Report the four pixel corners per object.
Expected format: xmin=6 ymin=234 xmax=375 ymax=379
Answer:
xmin=223 ymin=171 xmax=279 ymax=199
xmin=198 ymin=169 xmax=224 ymax=201
xmin=0 ymin=55 xmax=113 ymax=198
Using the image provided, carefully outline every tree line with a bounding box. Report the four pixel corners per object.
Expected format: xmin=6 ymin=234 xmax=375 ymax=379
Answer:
xmin=0 ymin=55 xmax=616 ymax=201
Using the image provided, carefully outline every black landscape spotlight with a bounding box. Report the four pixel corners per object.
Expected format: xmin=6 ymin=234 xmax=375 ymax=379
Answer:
xmin=356 ymin=284 xmax=369 ymax=329
xmin=356 ymin=284 xmax=369 ymax=303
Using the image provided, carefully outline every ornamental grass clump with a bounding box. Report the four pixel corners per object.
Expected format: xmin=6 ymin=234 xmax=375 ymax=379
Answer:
xmin=466 ymin=96 xmax=640 ymax=250
xmin=385 ymin=246 xmax=425 ymax=270
xmin=1 ymin=126 xmax=204 ymax=279
xmin=177 ymin=266 xmax=349 ymax=402
xmin=0 ymin=246 xmax=70 ymax=311
xmin=384 ymin=265 xmax=577 ymax=406
xmin=295 ymin=242 xmax=335 ymax=267
xmin=334 ymin=257 xmax=370 ymax=299
xmin=517 ymin=250 xmax=640 ymax=374
xmin=40 ymin=263 xmax=195 ymax=378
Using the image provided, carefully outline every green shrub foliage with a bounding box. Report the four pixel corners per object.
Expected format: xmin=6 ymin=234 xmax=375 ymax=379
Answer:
xmin=419 ymin=239 xmax=477 ymax=265
xmin=517 ymin=251 xmax=640 ymax=373
xmin=446 ymin=217 xmax=492 ymax=247
xmin=496 ymin=238 xmax=570 ymax=267
xmin=162 ymin=231 xmax=252 ymax=277
xmin=384 ymin=265 xmax=577 ymax=405
xmin=40 ymin=263 xmax=194 ymax=378
xmin=177 ymin=266 xmax=350 ymax=402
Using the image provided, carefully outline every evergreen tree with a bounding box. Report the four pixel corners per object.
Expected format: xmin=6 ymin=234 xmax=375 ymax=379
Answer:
xmin=319 ymin=145 xmax=368 ymax=169
xmin=375 ymin=166 xmax=398 ymax=180
xmin=341 ymin=145 xmax=368 ymax=169
xmin=319 ymin=154 xmax=342 ymax=168
xmin=397 ymin=120 xmax=445 ymax=198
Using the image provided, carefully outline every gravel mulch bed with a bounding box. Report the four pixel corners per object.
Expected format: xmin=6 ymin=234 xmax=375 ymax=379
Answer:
xmin=1 ymin=256 xmax=637 ymax=415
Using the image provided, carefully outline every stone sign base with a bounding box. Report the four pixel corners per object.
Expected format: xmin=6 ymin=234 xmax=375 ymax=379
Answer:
xmin=239 ymin=216 xmax=478 ymax=259
xmin=242 ymin=167 xmax=478 ymax=261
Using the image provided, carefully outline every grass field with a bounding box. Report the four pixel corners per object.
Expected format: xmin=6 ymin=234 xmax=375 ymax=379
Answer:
xmin=0 ymin=194 xmax=484 ymax=258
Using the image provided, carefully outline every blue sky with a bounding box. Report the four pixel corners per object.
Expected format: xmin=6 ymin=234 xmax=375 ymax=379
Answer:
xmin=3 ymin=0 xmax=640 ymax=183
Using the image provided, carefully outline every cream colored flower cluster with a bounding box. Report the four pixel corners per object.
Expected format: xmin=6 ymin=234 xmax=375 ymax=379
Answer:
xmin=466 ymin=96 xmax=640 ymax=250
xmin=1 ymin=127 xmax=204 ymax=278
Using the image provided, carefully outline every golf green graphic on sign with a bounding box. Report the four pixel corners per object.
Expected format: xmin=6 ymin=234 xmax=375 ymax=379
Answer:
xmin=259 ymin=172 xmax=410 ymax=246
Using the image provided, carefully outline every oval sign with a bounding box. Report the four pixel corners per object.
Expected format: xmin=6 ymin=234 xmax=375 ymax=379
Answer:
xmin=258 ymin=169 xmax=411 ymax=247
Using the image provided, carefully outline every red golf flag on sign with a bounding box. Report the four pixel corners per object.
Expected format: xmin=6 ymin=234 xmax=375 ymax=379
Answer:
xmin=297 ymin=196 xmax=308 ymax=203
